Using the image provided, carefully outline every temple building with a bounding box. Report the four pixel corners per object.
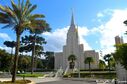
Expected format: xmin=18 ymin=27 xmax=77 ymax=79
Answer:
xmin=55 ymin=14 xmax=99 ymax=70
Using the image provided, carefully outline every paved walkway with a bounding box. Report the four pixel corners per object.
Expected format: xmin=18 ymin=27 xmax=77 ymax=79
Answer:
xmin=0 ymin=77 xmax=61 ymax=83
xmin=0 ymin=77 xmax=113 ymax=84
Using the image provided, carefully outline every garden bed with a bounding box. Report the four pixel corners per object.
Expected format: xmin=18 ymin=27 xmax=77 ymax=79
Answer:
xmin=17 ymin=73 xmax=44 ymax=77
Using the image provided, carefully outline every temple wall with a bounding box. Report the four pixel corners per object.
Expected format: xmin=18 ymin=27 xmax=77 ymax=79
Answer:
xmin=55 ymin=52 xmax=63 ymax=69
xmin=84 ymin=50 xmax=99 ymax=69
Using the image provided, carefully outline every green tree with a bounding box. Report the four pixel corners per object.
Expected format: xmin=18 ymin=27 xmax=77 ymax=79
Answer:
xmin=21 ymin=35 xmax=47 ymax=73
xmin=84 ymin=57 xmax=94 ymax=75
xmin=30 ymin=25 xmax=50 ymax=74
xmin=109 ymin=57 xmax=116 ymax=70
xmin=113 ymin=44 xmax=127 ymax=70
xmin=103 ymin=54 xmax=112 ymax=72
xmin=0 ymin=0 xmax=49 ymax=82
xmin=36 ymin=59 xmax=43 ymax=69
xmin=18 ymin=55 xmax=30 ymax=71
xmin=0 ymin=49 xmax=13 ymax=71
xmin=4 ymin=41 xmax=15 ymax=56
xmin=68 ymin=54 xmax=76 ymax=69
xmin=99 ymin=60 xmax=106 ymax=70
xmin=44 ymin=51 xmax=54 ymax=69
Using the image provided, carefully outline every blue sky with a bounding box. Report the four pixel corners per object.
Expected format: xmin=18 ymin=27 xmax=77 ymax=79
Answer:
xmin=1 ymin=0 xmax=127 ymax=57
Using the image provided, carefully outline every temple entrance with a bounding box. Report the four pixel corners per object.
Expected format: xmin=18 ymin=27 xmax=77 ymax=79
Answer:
xmin=69 ymin=62 xmax=75 ymax=69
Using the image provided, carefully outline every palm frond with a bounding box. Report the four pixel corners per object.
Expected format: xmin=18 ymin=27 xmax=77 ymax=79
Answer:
xmin=27 ymin=5 xmax=37 ymax=15
xmin=23 ymin=0 xmax=30 ymax=13
xmin=0 ymin=5 xmax=6 ymax=12
xmin=1 ymin=24 xmax=14 ymax=29
xmin=18 ymin=0 xmax=21 ymax=8
xmin=6 ymin=6 xmax=16 ymax=17
xmin=22 ymin=0 xmax=31 ymax=18
xmin=21 ymin=0 xmax=24 ymax=9
xmin=11 ymin=0 xmax=21 ymax=20
xmin=0 ymin=12 xmax=8 ymax=18
xmin=31 ymin=14 xmax=45 ymax=19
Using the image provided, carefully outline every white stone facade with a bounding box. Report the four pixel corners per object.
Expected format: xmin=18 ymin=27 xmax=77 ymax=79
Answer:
xmin=55 ymin=14 xmax=99 ymax=70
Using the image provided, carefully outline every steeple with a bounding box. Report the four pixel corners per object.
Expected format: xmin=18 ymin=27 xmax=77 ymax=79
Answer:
xmin=71 ymin=12 xmax=75 ymax=26
xmin=67 ymin=12 xmax=79 ymax=46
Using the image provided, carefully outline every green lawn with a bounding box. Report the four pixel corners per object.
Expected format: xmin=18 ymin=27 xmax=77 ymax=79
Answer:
xmin=17 ymin=73 xmax=44 ymax=77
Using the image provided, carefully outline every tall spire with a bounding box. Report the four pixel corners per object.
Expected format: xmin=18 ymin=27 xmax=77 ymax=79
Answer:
xmin=71 ymin=12 xmax=75 ymax=26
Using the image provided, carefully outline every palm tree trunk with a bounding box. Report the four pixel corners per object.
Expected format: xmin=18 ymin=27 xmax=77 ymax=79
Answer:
xmin=31 ymin=34 xmax=36 ymax=74
xmin=11 ymin=48 xmax=13 ymax=56
xmin=89 ymin=62 xmax=91 ymax=76
xmin=12 ymin=34 xmax=20 ymax=82
xmin=108 ymin=60 xmax=111 ymax=78
xmin=108 ymin=60 xmax=110 ymax=73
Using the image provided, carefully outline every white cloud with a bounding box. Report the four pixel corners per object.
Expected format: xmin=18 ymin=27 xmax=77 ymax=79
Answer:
xmin=43 ymin=27 xmax=68 ymax=52
xmin=97 ymin=9 xmax=113 ymax=18
xmin=78 ymin=26 xmax=92 ymax=50
xmin=97 ymin=12 xmax=104 ymax=18
xmin=95 ymin=9 xmax=127 ymax=55
xmin=43 ymin=26 xmax=91 ymax=52
xmin=0 ymin=46 xmax=11 ymax=53
xmin=0 ymin=33 xmax=11 ymax=41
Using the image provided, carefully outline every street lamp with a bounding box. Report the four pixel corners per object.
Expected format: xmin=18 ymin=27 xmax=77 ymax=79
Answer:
xmin=78 ymin=55 xmax=80 ymax=78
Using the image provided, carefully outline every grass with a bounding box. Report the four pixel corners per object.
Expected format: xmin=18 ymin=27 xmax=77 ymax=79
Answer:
xmin=17 ymin=73 xmax=44 ymax=77
xmin=0 ymin=80 xmax=31 ymax=84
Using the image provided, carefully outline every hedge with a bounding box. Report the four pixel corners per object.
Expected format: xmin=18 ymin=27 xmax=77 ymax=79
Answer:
xmin=63 ymin=72 xmax=116 ymax=79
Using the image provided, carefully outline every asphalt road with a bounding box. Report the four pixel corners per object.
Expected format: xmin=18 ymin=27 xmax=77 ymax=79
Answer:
xmin=37 ymin=79 xmax=96 ymax=84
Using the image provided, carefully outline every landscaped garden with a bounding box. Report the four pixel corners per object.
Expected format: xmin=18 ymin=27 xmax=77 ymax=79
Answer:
xmin=63 ymin=69 xmax=116 ymax=79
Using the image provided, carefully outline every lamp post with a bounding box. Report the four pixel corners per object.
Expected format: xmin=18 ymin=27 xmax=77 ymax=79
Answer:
xmin=78 ymin=56 xmax=80 ymax=78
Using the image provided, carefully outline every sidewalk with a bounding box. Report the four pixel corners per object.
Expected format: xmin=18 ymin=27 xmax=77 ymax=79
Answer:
xmin=0 ymin=77 xmax=61 ymax=83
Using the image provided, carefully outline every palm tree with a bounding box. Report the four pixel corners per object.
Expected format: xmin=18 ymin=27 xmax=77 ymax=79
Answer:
xmin=0 ymin=0 xmax=49 ymax=82
xmin=103 ymin=54 xmax=112 ymax=72
xmin=68 ymin=54 xmax=76 ymax=69
xmin=84 ymin=57 xmax=94 ymax=75
xmin=99 ymin=60 xmax=106 ymax=70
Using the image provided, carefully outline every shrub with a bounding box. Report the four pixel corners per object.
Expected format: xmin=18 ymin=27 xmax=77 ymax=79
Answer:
xmin=80 ymin=69 xmax=115 ymax=71
xmin=70 ymin=72 xmax=116 ymax=79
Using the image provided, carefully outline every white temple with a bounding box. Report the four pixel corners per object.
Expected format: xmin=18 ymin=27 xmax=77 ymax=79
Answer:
xmin=55 ymin=14 xmax=99 ymax=70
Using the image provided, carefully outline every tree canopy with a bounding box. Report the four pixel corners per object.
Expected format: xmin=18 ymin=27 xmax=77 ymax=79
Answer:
xmin=113 ymin=44 xmax=127 ymax=70
xmin=99 ymin=60 xmax=106 ymax=70
xmin=68 ymin=54 xmax=76 ymax=62
xmin=0 ymin=0 xmax=50 ymax=82
xmin=84 ymin=57 xmax=94 ymax=64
